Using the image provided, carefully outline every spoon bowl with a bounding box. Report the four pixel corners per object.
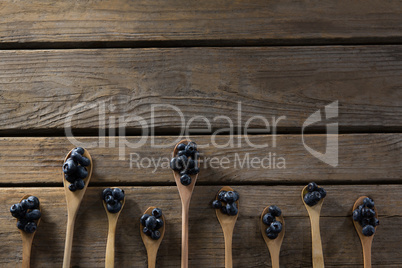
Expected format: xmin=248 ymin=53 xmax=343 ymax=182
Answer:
xmin=103 ymin=193 xmax=125 ymax=268
xmin=19 ymin=194 xmax=41 ymax=268
xmin=352 ymin=196 xmax=378 ymax=268
xmin=140 ymin=207 xmax=166 ymax=268
xmin=260 ymin=205 xmax=285 ymax=268
xmin=172 ymin=139 xmax=199 ymax=268
xmin=62 ymin=148 xmax=93 ymax=268
xmin=215 ymin=186 xmax=239 ymax=268
xmin=301 ymin=185 xmax=325 ymax=268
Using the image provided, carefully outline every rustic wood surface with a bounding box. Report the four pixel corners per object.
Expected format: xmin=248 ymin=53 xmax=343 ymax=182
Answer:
xmin=0 ymin=186 xmax=401 ymax=267
xmin=0 ymin=46 xmax=401 ymax=134
xmin=0 ymin=134 xmax=400 ymax=185
xmin=0 ymin=0 xmax=401 ymax=47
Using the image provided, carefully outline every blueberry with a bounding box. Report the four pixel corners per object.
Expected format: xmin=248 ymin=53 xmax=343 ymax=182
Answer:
xmin=177 ymin=150 xmax=186 ymax=157
xmin=112 ymin=188 xmax=125 ymax=201
xmin=76 ymin=166 xmax=88 ymax=179
xmin=170 ymin=157 xmax=182 ymax=171
xmin=304 ymin=192 xmax=318 ymax=206
xmin=226 ymin=202 xmax=238 ymax=216
xmin=317 ymin=187 xmax=327 ymax=199
xmin=218 ymin=191 xmax=227 ymax=201
xmin=268 ymin=206 xmax=282 ymax=217
xmin=187 ymin=167 xmax=200 ymax=175
xmin=102 ymin=188 xmax=113 ymax=200
xmin=373 ymin=218 xmax=380 ymax=227
xmin=107 ymin=201 xmax=122 ymax=213
xmin=152 ymin=208 xmax=163 ymax=218
xmin=151 ymin=230 xmax=161 ymax=240
xmin=24 ymin=221 xmax=37 ymax=233
xmin=212 ymin=200 xmax=222 ymax=209
xmin=307 ymin=182 xmax=318 ymax=192
xmin=352 ymin=209 xmax=361 ymax=221
xmin=105 ymin=195 xmax=116 ymax=205
xmin=180 ymin=174 xmax=192 ymax=186
xmin=140 ymin=214 xmax=150 ymax=226
xmin=360 ymin=217 xmax=371 ymax=227
xmin=265 ymin=228 xmax=278 ymax=239
xmin=10 ymin=203 xmax=23 ymax=218
xmin=74 ymin=179 xmax=85 ymax=190
xmin=262 ymin=213 xmax=275 ymax=225
xmin=232 ymin=191 xmax=240 ymax=202
xmin=71 ymin=151 xmax=90 ymax=166
xmin=155 ymin=218 xmax=164 ymax=230
xmin=363 ymin=197 xmax=375 ymax=209
xmin=361 ymin=207 xmax=371 ymax=217
xmin=20 ymin=199 xmax=30 ymax=210
xmin=185 ymin=158 xmax=195 ymax=169
xmin=177 ymin=143 xmax=186 ymax=151
xmin=26 ymin=209 xmax=41 ymax=221
xmin=143 ymin=227 xmax=152 ymax=236
xmin=224 ymin=191 xmax=237 ymax=203
xmin=365 ymin=208 xmax=376 ymax=218
xmin=69 ymin=183 xmax=77 ymax=192
xmin=221 ymin=206 xmax=228 ymax=215
xmin=270 ymin=221 xmax=282 ymax=233
xmin=145 ymin=216 xmax=157 ymax=230
xmin=17 ymin=219 xmax=27 ymax=230
xmin=25 ymin=197 xmax=37 ymax=210
xmin=312 ymin=191 xmax=322 ymax=201
xmin=73 ymin=147 xmax=85 ymax=155
xmin=185 ymin=142 xmax=197 ymax=157
xmin=177 ymin=155 xmax=188 ymax=168
xmin=362 ymin=225 xmax=375 ymax=236
xmin=63 ymin=158 xmax=78 ymax=175
xmin=180 ymin=169 xmax=189 ymax=176
xmin=65 ymin=173 xmax=78 ymax=183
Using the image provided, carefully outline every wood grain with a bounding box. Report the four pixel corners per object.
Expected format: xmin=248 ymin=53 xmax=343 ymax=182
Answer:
xmin=0 ymin=0 xmax=401 ymax=46
xmin=0 ymin=46 xmax=401 ymax=133
xmin=0 ymin=185 xmax=401 ymax=267
xmin=0 ymin=134 xmax=400 ymax=185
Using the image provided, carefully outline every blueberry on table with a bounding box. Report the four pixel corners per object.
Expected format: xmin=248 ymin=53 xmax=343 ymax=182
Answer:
xmin=155 ymin=218 xmax=164 ymax=230
xmin=102 ymin=188 xmax=113 ymax=200
xmin=363 ymin=197 xmax=375 ymax=209
xmin=212 ymin=200 xmax=222 ymax=209
xmin=151 ymin=230 xmax=161 ymax=240
xmin=270 ymin=221 xmax=283 ymax=233
xmin=112 ymin=188 xmax=125 ymax=201
xmin=76 ymin=166 xmax=88 ymax=179
xmin=177 ymin=143 xmax=186 ymax=151
xmin=265 ymin=228 xmax=279 ymax=239
xmin=63 ymin=158 xmax=78 ymax=175
xmin=26 ymin=209 xmax=41 ymax=221
xmin=24 ymin=221 xmax=37 ymax=233
xmin=307 ymin=182 xmax=318 ymax=192
xmin=145 ymin=216 xmax=157 ymax=230
xmin=180 ymin=174 xmax=192 ymax=186
xmin=107 ymin=201 xmax=122 ymax=214
xmin=268 ymin=205 xmax=282 ymax=217
xmin=73 ymin=147 xmax=85 ymax=155
xmin=140 ymin=214 xmax=150 ymax=226
xmin=152 ymin=208 xmax=163 ymax=218
xmin=74 ymin=179 xmax=85 ymax=190
xmin=362 ymin=224 xmax=375 ymax=236
xmin=262 ymin=213 xmax=275 ymax=226
xmin=352 ymin=209 xmax=361 ymax=221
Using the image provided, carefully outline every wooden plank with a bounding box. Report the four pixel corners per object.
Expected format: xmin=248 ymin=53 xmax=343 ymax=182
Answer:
xmin=0 ymin=186 xmax=401 ymax=267
xmin=0 ymin=46 xmax=401 ymax=133
xmin=0 ymin=1 xmax=401 ymax=46
xmin=0 ymin=134 xmax=400 ymax=185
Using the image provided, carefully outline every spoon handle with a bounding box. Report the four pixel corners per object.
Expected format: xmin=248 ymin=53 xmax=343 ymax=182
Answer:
xmin=21 ymin=237 xmax=32 ymax=268
xmin=147 ymin=248 xmax=157 ymax=268
xmin=105 ymin=221 xmax=117 ymax=268
xmin=63 ymin=215 xmax=76 ymax=268
xmin=181 ymin=200 xmax=190 ymax=268
xmin=223 ymin=230 xmax=233 ymax=268
xmin=268 ymin=246 xmax=280 ymax=268
xmin=362 ymin=240 xmax=372 ymax=268
xmin=310 ymin=213 xmax=324 ymax=268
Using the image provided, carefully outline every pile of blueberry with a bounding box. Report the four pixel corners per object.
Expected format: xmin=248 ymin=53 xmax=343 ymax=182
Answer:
xmin=303 ymin=182 xmax=327 ymax=206
xmin=10 ymin=196 xmax=41 ymax=233
xmin=170 ymin=141 xmax=200 ymax=186
xmin=102 ymin=188 xmax=125 ymax=213
xmin=262 ymin=205 xmax=283 ymax=239
xmin=140 ymin=208 xmax=164 ymax=240
xmin=212 ymin=190 xmax=239 ymax=216
xmin=63 ymin=147 xmax=90 ymax=192
xmin=353 ymin=197 xmax=379 ymax=236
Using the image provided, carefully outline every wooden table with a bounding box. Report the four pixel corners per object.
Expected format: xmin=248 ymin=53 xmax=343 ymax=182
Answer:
xmin=0 ymin=1 xmax=401 ymax=267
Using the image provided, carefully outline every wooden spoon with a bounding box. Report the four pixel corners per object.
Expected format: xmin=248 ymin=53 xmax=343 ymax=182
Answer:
xmin=62 ymin=148 xmax=93 ymax=268
xmin=103 ymin=192 xmax=125 ymax=268
xmin=260 ymin=206 xmax=285 ymax=268
xmin=140 ymin=207 xmax=166 ymax=268
xmin=19 ymin=194 xmax=41 ymax=268
xmin=172 ymin=139 xmax=199 ymax=268
xmin=301 ymin=186 xmax=325 ymax=268
xmin=215 ymin=186 xmax=239 ymax=268
xmin=352 ymin=196 xmax=378 ymax=268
